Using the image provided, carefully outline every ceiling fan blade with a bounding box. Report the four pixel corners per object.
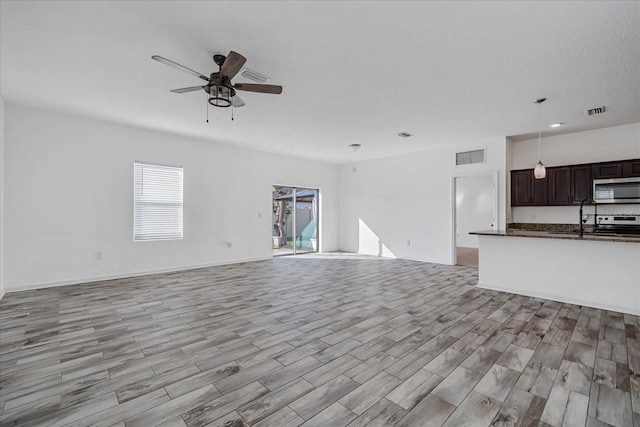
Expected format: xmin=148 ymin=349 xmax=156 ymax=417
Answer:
xmin=234 ymin=83 xmax=282 ymax=94
xmin=170 ymin=86 xmax=205 ymax=93
xmin=152 ymin=55 xmax=209 ymax=82
xmin=220 ymin=51 xmax=246 ymax=79
xmin=231 ymin=95 xmax=245 ymax=108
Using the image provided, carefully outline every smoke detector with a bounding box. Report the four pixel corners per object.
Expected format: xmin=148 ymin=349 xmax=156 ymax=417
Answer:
xmin=348 ymin=144 xmax=362 ymax=152
xmin=586 ymin=106 xmax=606 ymax=116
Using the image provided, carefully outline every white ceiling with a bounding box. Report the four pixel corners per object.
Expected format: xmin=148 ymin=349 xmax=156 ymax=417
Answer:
xmin=1 ymin=1 xmax=639 ymax=164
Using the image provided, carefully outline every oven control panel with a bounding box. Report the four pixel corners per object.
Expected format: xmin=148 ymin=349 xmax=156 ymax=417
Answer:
xmin=597 ymin=215 xmax=640 ymax=225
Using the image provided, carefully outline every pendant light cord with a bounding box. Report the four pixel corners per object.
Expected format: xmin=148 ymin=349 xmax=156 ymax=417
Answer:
xmin=535 ymin=97 xmax=546 ymax=162
xmin=537 ymin=101 xmax=542 ymax=161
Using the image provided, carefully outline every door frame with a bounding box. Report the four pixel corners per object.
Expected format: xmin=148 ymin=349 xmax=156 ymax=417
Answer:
xmin=450 ymin=171 xmax=499 ymax=265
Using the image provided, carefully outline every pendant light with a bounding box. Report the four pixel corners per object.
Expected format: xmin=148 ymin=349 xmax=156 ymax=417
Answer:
xmin=534 ymin=98 xmax=547 ymax=179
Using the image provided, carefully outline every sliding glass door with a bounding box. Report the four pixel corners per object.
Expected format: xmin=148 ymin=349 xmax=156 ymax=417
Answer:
xmin=272 ymin=186 xmax=318 ymax=256
xmin=294 ymin=188 xmax=318 ymax=254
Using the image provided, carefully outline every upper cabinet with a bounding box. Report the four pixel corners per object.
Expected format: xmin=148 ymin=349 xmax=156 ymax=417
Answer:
xmin=623 ymin=159 xmax=640 ymax=177
xmin=547 ymin=167 xmax=571 ymax=205
xmin=511 ymin=158 xmax=637 ymax=207
xmin=592 ymin=161 xmax=623 ymax=179
xmin=546 ymin=164 xmax=591 ymax=205
xmin=571 ymin=164 xmax=592 ymax=205
xmin=511 ymin=170 xmax=547 ymax=206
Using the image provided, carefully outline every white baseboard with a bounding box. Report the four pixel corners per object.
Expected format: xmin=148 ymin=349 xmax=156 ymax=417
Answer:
xmin=402 ymin=256 xmax=452 ymax=265
xmin=354 ymin=251 xmax=451 ymax=266
xmin=477 ymin=282 xmax=640 ymax=316
xmin=5 ymin=256 xmax=272 ymax=294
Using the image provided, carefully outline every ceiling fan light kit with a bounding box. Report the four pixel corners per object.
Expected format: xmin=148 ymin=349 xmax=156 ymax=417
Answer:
xmin=208 ymin=85 xmax=234 ymax=108
xmin=152 ymin=50 xmax=283 ymax=120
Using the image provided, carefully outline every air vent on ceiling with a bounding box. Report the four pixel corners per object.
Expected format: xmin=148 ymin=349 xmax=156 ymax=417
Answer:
xmin=456 ymin=149 xmax=486 ymax=166
xmin=587 ymin=106 xmax=606 ymax=116
xmin=240 ymin=68 xmax=270 ymax=83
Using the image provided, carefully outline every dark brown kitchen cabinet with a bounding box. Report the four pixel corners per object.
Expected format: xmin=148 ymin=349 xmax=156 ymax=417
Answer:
xmin=623 ymin=159 xmax=640 ymax=177
xmin=548 ymin=167 xmax=571 ymax=205
xmin=592 ymin=161 xmax=623 ymax=179
xmin=570 ymin=164 xmax=592 ymax=204
xmin=510 ymin=157 xmax=637 ymax=207
xmin=531 ymin=174 xmax=548 ymax=205
xmin=511 ymin=170 xmax=531 ymax=206
xmin=511 ymin=169 xmax=547 ymax=206
xmin=541 ymin=165 xmax=591 ymax=205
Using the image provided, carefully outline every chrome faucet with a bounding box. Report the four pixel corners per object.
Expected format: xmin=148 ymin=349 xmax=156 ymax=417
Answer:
xmin=579 ymin=198 xmax=597 ymax=238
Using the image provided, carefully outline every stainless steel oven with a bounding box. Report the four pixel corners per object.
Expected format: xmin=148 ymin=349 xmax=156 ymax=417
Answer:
xmin=593 ymin=177 xmax=640 ymax=204
xmin=595 ymin=215 xmax=640 ymax=235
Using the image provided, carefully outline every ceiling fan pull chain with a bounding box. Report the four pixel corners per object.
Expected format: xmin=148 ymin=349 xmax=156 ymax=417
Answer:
xmin=206 ymin=97 xmax=209 ymax=123
xmin=231 ymin=106 xmax=234 ymax=121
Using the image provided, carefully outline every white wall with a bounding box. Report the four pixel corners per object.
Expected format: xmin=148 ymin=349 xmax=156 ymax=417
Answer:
xmin=456 ymin=175 xmax=495 ymax=248
xmin=3 ymin=103 xmax=339 ymax=292
xmin=338 ymin=138 xmax=507 ymax=264
xmin=0 ymin=97 xmax=5 ymax=299
xmin=510 ymin=123 xmax=640 ymax=223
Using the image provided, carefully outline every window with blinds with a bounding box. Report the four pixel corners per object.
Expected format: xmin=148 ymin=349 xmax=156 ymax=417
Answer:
xmin=133 ymin=161 xmax=183 ymax=241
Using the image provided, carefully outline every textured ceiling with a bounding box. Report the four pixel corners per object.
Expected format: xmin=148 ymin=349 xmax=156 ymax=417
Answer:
xmin=1 ymin=1 xmax=639 ymax=164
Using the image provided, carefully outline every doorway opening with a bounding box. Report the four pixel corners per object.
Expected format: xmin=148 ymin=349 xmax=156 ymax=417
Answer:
xmin=453 ymin=174 xmax=497 ymax=267
xmin=272 ymin=186 xmax=319 ymax=256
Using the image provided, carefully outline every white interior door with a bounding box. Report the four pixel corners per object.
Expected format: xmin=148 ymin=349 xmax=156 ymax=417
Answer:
xmin=455 ymin=175 xmax=496 ymax=249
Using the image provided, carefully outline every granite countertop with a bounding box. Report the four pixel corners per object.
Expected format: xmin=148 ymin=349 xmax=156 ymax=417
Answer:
xmin=470 ymin=229 xmax=640 ymax=243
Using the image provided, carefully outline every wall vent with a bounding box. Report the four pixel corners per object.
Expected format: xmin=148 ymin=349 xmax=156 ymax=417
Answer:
xmin=587 ymin=106 xmax=606 ymax=116
xmin=456 ymin=149 xmax=485 ymax=166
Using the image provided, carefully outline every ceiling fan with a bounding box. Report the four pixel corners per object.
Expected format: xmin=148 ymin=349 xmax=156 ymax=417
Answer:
xmin=151 ymin=51 xmax=282 ymax=108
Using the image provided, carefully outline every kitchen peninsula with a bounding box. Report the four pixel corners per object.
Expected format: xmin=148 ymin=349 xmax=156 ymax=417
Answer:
xmin=471 ymin=229 xmax=640 ymax=315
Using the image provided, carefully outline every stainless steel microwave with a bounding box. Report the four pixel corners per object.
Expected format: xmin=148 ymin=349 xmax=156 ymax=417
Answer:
xmin=593 ymin=177 xmax=640 ymax=204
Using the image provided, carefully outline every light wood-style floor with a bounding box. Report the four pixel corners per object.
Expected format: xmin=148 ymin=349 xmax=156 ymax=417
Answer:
xmin=1 ymin=253 xmax=638 ymax=427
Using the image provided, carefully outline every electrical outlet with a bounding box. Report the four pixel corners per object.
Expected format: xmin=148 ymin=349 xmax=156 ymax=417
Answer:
xmin=258 ymin=212 xmax=262 ymax=219
xmin=407 ymin=240 xmax=411 ymax=246
xmin=95 ymin=252 xmax=102 ymax=260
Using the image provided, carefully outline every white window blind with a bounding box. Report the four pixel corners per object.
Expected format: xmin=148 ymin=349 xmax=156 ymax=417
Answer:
xmin=134 ymin=161 xmax=183 ymax=241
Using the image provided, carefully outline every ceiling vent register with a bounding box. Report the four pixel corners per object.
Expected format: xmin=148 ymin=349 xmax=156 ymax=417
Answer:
xmin=587 ymin=106 xmax=606 ymax=116
xmin=456 ymin=149 xmax=486 ymax=166
xmin=240 ymin=68 xmax=270 ymax=83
